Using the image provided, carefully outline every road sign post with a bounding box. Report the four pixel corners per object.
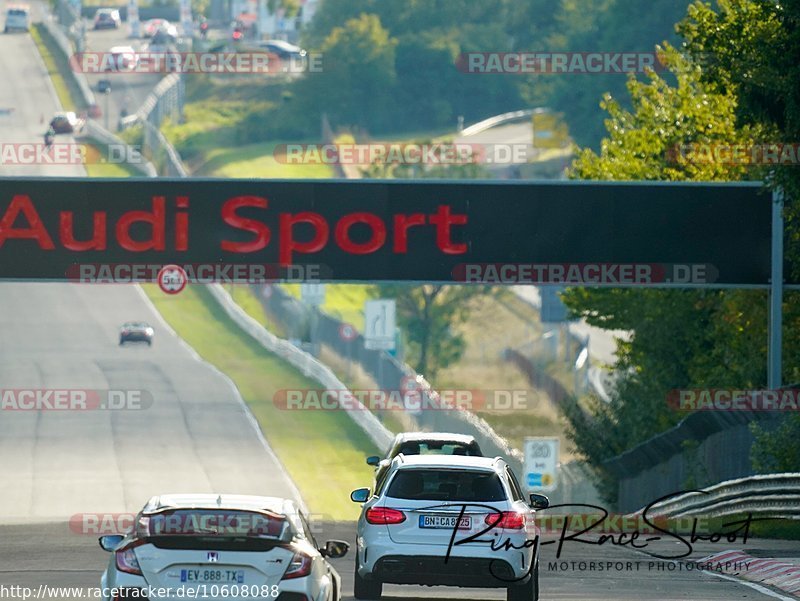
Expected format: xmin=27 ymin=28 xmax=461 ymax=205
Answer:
xmin=338 ymin=323 xmax=357 ymax=380
xmin=768 ymin=189 xmax=784 ymax=389
xmin=523 ymin=437 xmax=559 ymax=493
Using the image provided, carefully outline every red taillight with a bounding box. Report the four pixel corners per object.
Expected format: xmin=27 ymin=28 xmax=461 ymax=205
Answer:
xmin=365 ymin=507 xmax=406 ymax=525
xmin=281 ymin=551 xmax=312 ymax=580
xmin=484 ymin=511 xmax=525 ymax=530
xmin=115 ymin=541 xmax=144 ymax=575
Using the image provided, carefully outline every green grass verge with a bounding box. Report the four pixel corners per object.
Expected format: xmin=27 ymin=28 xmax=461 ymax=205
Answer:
xmin=83 ymin=143 xmax=142 ymax=177
xmin=199 ymin=142 xmax=335 ymax=178
xmin=31 ymin=24 xmax=81 ymax=112
xmin=142 ymin=284 xmax=379 ymax=520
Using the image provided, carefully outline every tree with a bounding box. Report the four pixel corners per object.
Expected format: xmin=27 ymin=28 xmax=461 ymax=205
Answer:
xmin=751 ymin=414 xmax=800 ymax=473
xmin=553 ymin=47 xmax=776 ymax=500
xmin=676 ymin=0 xmax=800 ymax=471
xmin=515 ymin=0 xmax=694 ymax=149
xmin=291 ymin=14 xmax=397 ymax=132
xmin=375 ymin=284 xmax=489 ymax=379
xmin=677 ymin=0 xmax=800 ymax=277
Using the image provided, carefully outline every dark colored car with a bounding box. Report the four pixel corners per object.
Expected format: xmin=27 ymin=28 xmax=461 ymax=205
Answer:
xmin=119 ymin=322 xmax=154 ymax=346
xmin=97 ymin=79 xmax=111 ymax=94
xmin=366 ymin=432 xmax=484 ymax=492
xmin=49 ymin=112 xmax=82 ymax=134
xmin=93 ymin=8 xmax=120 ymax=30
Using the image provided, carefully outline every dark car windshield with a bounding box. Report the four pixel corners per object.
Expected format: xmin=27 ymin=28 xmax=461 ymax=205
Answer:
xmin=387 ymin=469 xmax=506 ymax=502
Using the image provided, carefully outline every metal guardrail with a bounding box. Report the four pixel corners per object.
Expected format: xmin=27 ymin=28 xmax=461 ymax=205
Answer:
xmin=459 ymin=108 xmax=547 ymax=137
xmin=141 ymin=120 xmax=188 ymax=177
xmin=41 ymin=8 xmax=159 ymax=177
xmin=119 ymin=74 xmax=187 ymax=177
xmin=121 ymin=74 xmax=184 ymax=129
xmin=81 ymin=121 xmax=156 ymax=177
xmin=41 ymin=10 xmax=95 ymax=108
xmin=207 ymin=284 xmax=395 ymax=453
xmin=639 ymin=473 xmax=800 ymax=518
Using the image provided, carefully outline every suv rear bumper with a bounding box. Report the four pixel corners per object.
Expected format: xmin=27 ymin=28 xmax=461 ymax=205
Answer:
xmin=371 ymin=554 xmax=526 ymax=588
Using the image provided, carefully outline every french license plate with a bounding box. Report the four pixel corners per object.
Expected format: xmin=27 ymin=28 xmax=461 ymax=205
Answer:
xmin=419 ymin=514 xmax=471 ymax=529
xmin=180 ymin=569 xmax=245 ymax=583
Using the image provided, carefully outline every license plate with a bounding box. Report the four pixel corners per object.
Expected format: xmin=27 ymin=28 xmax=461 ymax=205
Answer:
xmin=419 ymin=515 xmax=471 ymax=529
xmin=180 ymin=569 xmax=245 ymax=583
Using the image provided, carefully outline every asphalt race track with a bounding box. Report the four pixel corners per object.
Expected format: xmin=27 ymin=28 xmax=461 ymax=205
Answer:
xmin=0 ymin=520 xmax=786 ymax=600
xmin=0 ymin=283 xmax=299 ymax=521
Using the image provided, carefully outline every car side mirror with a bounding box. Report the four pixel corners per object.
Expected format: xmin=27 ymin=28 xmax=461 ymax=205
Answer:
xmin=320 ymin=539 xmax=349 ymax=558
xmin=98 ymin=534 xmax=124 ymax=551
xmin=529 ymin=493 xmax=550 ymax=510
xmin=350 ymin=487 xmax=370 ymax=503
xmin=366 ymin=456 xmax=380 ymax=466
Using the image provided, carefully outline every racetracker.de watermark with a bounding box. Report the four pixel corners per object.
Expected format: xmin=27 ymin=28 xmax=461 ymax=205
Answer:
xmin=0 ymin=389 xmax=151 ymax=411
xmin=668 ymin=389 xmax=800 ymax=411
xmin=68 ymin=511 xmax=330 ymax=535
xmin=0 ymin=143 xmax=143 ymax=165
xmin=457 ymin=52 xmax=665 ymax=74
xmin=273 ymin=387 xmax=542 ymax=412
xmin=667 ymin=142 xmax=800 ymax=166
xmin=70 ymin=52 xmax=323 ymax=74
xmin=67 ymin=263 xmax=331 ymax=284
xmin=274 ymin=143 xmax=532 ymax=165
xmin=453 ymin=263 xmax=718 ymax=284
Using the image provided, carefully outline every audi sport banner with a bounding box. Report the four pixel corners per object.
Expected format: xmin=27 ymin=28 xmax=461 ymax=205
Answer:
xmin=0 ymin=178 xmax=774 ymax=286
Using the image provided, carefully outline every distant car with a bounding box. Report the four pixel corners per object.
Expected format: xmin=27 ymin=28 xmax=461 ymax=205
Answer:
xmin=119 ymin=322 xmax=154 ymax=346
xmin=146 ymin=28 xmax=177 ymax=51
xmin=93 ymin=8 xmax=120 ymax=30
xmin=49 ymin=111 xmax=82 ymax=134
xmin=4 ymin=5 xmax=30 ymax=32
xmin=98 ymin=493 xmax=349 ymax=601
xmin=106 ymin=45 xmax=138 ymax=71
xmin=256 ymin=39 xmax=307 ymax=61
xmin=367 ymin=432 xmax=484 ymax=492
xmin=351 ymin=455 xmax=548 ymax=600
xmin=141 ymin=18 xmax=168 ymax=38
xmin=96 ymin=79 xmax=111 ymax=94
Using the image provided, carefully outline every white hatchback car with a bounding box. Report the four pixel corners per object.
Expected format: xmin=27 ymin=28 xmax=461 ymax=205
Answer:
xmin=99 ymin=493 xmax=349 ymax=601
xmin=351 ymin=455 xmax=549 ymax=601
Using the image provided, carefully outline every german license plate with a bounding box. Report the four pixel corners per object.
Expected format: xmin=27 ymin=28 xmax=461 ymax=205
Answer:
xmin=419 ymin=514 xmax=471 ymax=529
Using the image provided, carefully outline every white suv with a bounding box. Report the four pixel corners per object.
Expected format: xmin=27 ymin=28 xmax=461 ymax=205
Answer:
xmin=350 ymin=455 xmax=549 ymax=601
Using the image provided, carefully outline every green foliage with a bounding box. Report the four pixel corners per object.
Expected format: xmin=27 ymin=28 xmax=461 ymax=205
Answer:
xmin=290 ymin=14 xmax=398 ymax=132
xmin=557 ymin=1 xmax=800 ymax=495
xmin=516 ymin=0 xmax=694 ymax=149
xmin=677 ymin=0 xmax=800 ymax=278
xmin=751 ymin=415 xmax=800 ymax=473
xmin=374 ymin=285 xmax=490 ymax=379
xmin=297 ymin=1 xmax=523 ymax=135
xmin=358 ymin=138 xmax=490 ymax=180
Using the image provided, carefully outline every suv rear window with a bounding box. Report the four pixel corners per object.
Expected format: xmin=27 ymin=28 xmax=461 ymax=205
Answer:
xmin=395 ymin=441 xmax=480 ymax=456
xmin=387 ymin=469 xmax=506 ymax=501
xmin=7 ymin=9 xmax=27 ymax=16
